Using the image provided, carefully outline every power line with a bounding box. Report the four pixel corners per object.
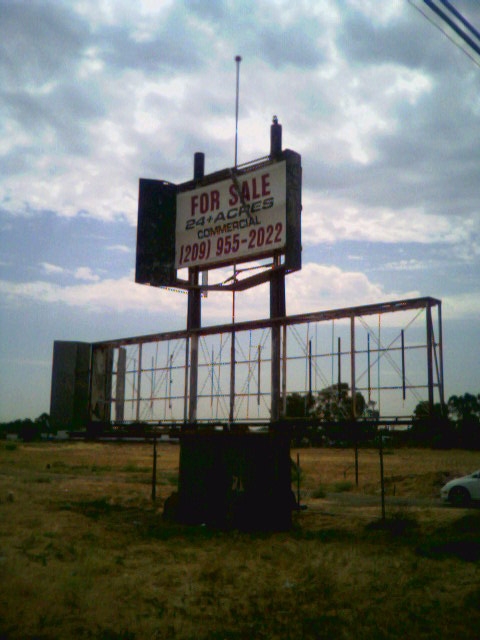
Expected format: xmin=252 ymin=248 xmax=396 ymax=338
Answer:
xmin=408 ymin=0 xmax=480 ymax=67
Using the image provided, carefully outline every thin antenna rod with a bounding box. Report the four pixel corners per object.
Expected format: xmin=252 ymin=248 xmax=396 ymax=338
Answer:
xmin=234 ymin=55 xmax=242 ymax=168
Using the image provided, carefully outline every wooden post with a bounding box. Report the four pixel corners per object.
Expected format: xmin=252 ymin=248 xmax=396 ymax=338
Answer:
xmin=379 ymin=435 xmax=385 ymax=520
xmin=151 ymin=433 xmax=157 ymax=502
xmin=355 ymin=443 xmax=359 ymax=487
xmin=296 ymin=452 xmax=301 ymax=507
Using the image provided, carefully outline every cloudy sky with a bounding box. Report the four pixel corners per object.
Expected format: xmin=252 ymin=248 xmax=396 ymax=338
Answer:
xmin=1 ymin=0 xmax=479 ymax=421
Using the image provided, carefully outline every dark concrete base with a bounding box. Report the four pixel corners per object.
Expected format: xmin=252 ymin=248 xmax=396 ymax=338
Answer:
xmin=175 ymin=429 xmax=293 ymax=531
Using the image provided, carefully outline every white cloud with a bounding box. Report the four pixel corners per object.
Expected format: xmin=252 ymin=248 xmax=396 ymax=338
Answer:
xmin=40 ymin=262 xmax=65 ymax=275
xmin=0 ymin=274 xmax=187 ymax=315
xmin=381 ymin=259 xmax=428 ymax=271
xmin=6 ymin=260 xmax=479 ymax=328
xmin=106 ymin=244 xmax=131 ymax=253
xmin=442 ymin=292 xmax=480 ymax=320
xmin=285 ymin=263 xmax=417 ymax=314
xmin=74 ymin=266 xmax=100 ymax=281
xmin=301 ymin=198 xmax=470 ymax=245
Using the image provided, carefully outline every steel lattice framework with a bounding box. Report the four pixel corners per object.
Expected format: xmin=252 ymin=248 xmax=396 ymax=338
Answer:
xmin=87 ymin=296 xmax=444 ymax=428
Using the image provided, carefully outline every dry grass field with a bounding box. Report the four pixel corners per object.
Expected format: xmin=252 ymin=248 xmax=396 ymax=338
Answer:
xmin=0 ymin=440 xmax=479 ymax=639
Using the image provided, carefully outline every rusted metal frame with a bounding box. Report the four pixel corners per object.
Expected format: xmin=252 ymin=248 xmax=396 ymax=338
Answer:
xmin=431 ymin=317 xmax=443 ymax=408
xmin=90 ymin=296 xmax=442 ymax=424
xmin=92 ymin=296 xmax=441 ymax=350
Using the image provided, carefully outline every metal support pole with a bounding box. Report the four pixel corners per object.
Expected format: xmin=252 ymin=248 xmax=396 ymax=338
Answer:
xmin=437 ymin=302 xmax=446 ymax=409
xmin=229 ymin=333 xmax=236 ymax=423
xmin=270 ymin=258 xmax=285 ymax=423
xmin=379 ymin=435 xmax=386 ymax=520
xmin=229 ymin=266 xmax=236 ymax=424
xmin=188 ymin=271 xmax=200 ymax=423
xmin=151 ymin=433 xmax=157 ymax=502
xmin=308 ymin=339 xmax=312 ymax=406
xmin=355 ymin=444 xmax=359 ymax=487
xmin=296 ymin=452 xmax=301 ymax=506
xmin=234 ymin=56 xmax=242 ymax=167
xmin=350 ymin=316 xmax=356 ymax=419
xmin=337 ymin=337 xmax=341 ymax=395
xmin=367 ymin=333 xmax=371 ymax=406
xmin=426 ymin=303 xmax=434 ymax=416
xmin=281 ymin=323 xmax=287 ymax=416
xmin=183 ymin=337 xmax=189 ymax=423
xmin=187 ymin=152 xmax=204 ymax=425
xmin=257 ymin=345 xmax=261 ymax=407
xmin=136 ymin=343 xmax=142 ymax=422
xmin=401 ymin=329 xmax=406 ymax=401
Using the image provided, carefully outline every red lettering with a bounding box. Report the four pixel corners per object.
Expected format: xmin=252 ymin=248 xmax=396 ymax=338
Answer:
xmin=229 ymin=184 xmax=238 ymax=206
xmin=192 ymin=190 xmax=221 ymax=215
xmin=200 ymin=193 xmax=209 ymax=213
xmin=261 ymin=173 xmax=270 ymax=196
xmin=191 ymin=195 xmax=199 ymax=216
xmin=252 ymin=177 xmax=261 ymax=199
xmin=211 ymin=190 xmax=220 ymax=211
xmin=241 ymin=181 xmax=250 ymax=201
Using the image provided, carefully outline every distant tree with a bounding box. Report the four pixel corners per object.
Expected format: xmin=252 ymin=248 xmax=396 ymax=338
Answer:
xmin=35 ymin=413 xmax=51 ymax=432
xmin=448 ymin=393 xmax=480 ymax=422
xmin=18 ymin=419 xmax=40 ymax=442
xmin=411 ymin=400 xmax=454 ymax=448
xmin=448 ymin=393 xmax=480 ymax=449
xmin=0 ymin=413 xmax=51 ymax=441
xmin=311 ymin=383 xmax=372 ymax=444
xmin=283 ymin=392 xmax=318 ymax=446
xmin=312 ymin=383 xmax=366 ymax=422
xmin=284 ymin=392 xmax=314 ymax=418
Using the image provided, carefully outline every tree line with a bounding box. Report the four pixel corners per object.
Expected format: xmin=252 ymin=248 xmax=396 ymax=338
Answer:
xmin=1 ymin=387 xmax=479 ymax=449
xmin=283 ymin=384 xmax=480 ymax=449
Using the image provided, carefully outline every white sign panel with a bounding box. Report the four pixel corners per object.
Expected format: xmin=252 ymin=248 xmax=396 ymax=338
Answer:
xmin=175 ymin=161 xmax=286 ymax=269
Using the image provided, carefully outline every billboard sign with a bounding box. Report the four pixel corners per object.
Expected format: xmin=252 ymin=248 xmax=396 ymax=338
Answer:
xmin=136 ymin=149 xmax=301 ymax=291
xmin=175 ymin=161 xmax=286 ymax=270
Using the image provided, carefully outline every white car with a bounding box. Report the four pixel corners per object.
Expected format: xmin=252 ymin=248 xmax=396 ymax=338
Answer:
xmin=440 ymin=470 xmax=480 ymax=506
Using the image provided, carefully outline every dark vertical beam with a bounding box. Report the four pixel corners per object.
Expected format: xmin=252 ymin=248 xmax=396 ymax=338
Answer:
xmin=229 ymin=332 xmax=236 ymax=422
xmin=257 ymin=344 xmax=261 ymax=406
xmin=270 ymin=261 xmax=285 ymax=423
xmin=350 ymin=316 xmax=356 ymax=419
xmin=379 ymin=435 xmax=386 ymax=521
xmin=136 ymin=343 xmax=142 ymax=421
xmin=270 ymin=119 xmax=284 ymax=424
xmin=115 ymin=347 xmax=126 ymax=423
xmin=437 ymin=302 xmax=446 ymax=409
xmin=281 ymin=323 xmax=287 ymax=416
xmin=401 ymin=329 xmax=406 ymax=401
xmin=270 ymin=116 xmax=282 ymax=157
xmin=151 ymin=434 xmax=157 ymax=501
xmin=337 ymin=337 xmax=342 ymax=394
xmin=229 ymin=267 xmax=236 ymax=424
xmin=187 ymin=152 xmax=204 ymax=424
xmin=308 ymin=339 xmax=312 ymax=405
xmin=183 ymin=338 xmax=189 ymax=422
xmin=367 ymin=333 xmax=371 ymax=406
xmin=426 ymin=303 xmax=434 ymax=416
